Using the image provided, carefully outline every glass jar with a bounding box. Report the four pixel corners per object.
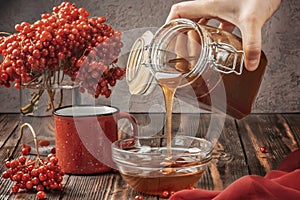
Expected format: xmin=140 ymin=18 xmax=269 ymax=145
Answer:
xmin=126 ymin=18 xmax=267 ymax=119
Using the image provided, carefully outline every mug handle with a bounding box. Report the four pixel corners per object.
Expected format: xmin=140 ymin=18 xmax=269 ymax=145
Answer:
xmin=116 ymin=112 xmax=138 ymax=137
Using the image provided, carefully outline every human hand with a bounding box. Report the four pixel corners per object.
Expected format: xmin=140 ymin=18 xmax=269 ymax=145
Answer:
xmin=166 ymin=0 xmax=281 ymax=71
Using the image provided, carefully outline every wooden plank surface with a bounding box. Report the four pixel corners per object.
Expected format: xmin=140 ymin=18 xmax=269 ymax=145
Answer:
xmin=283 ymin=113 xmax=300 ymax=146
xmin=236 ymin=114 xmax=300 ymax=176
xmin=0 ymin=113 xmax=299 ymax=200
xmin=0 ymin=114 xmax=20 ymax=148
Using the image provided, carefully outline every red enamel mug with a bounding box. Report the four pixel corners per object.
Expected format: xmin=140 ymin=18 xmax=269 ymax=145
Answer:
xmin=53 ymin=105 xmax=138 ymax=174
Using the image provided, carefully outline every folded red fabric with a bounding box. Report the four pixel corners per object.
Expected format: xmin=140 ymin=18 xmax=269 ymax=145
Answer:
xmin=170 ymin=149 xmax=300 ymax=200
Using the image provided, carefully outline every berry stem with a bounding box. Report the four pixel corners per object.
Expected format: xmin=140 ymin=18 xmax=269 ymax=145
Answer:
xmin=0 ymin=31 xmax=11 ymax=36
xmin=6 ymin=123 xmax=43 ymax=164
xmin=21 ymin=123 xmax=43 ymax=164
xmin=20 ymin=89 xmax=44 ymax=114
xmin=20 ymin=68 xmax=67 ymax=114
xmin=44 ymin=70 xmax=55 ymax=111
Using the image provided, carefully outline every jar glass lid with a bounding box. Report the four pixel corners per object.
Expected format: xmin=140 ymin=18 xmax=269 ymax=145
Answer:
xmin=126 ymin=31 xmax=157 ymax=95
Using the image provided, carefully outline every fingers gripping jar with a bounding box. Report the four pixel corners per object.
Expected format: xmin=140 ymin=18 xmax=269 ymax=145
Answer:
xmin=126 ymin=18 xmax=267 ymax=119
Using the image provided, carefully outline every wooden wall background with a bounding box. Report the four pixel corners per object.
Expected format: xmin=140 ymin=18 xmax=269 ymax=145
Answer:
xmin=0 ymin=0 xmax=299 ymax=113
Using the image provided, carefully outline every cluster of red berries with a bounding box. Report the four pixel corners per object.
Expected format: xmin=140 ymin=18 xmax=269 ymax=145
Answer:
xmin=0 ymin=1 xmax=124 ymax=98
xmin=1 ymin=148 xmax=64 ymax=200
xmin=76 ymin=56 xmax=125 ymax=98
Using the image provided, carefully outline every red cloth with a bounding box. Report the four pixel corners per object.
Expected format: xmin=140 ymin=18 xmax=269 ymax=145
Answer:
xmin=170 ymin=149 xmax=300 ymax=200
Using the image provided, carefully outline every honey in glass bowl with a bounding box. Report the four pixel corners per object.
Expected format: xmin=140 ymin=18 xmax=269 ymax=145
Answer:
xmin=112 ymin=135 xmax=213 ymax=195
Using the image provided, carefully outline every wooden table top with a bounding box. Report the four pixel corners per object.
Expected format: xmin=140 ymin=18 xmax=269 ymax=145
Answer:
xmin=0 ymin=113 xmax=299 ymax=199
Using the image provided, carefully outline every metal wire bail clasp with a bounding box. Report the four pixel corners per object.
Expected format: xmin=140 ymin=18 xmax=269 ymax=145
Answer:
xmin=208 ymin=42 xmax=244 ymax=75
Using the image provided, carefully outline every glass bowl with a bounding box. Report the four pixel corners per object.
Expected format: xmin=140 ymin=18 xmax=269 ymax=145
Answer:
xmin=111 ymin=135 xmax=213 ymax=196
